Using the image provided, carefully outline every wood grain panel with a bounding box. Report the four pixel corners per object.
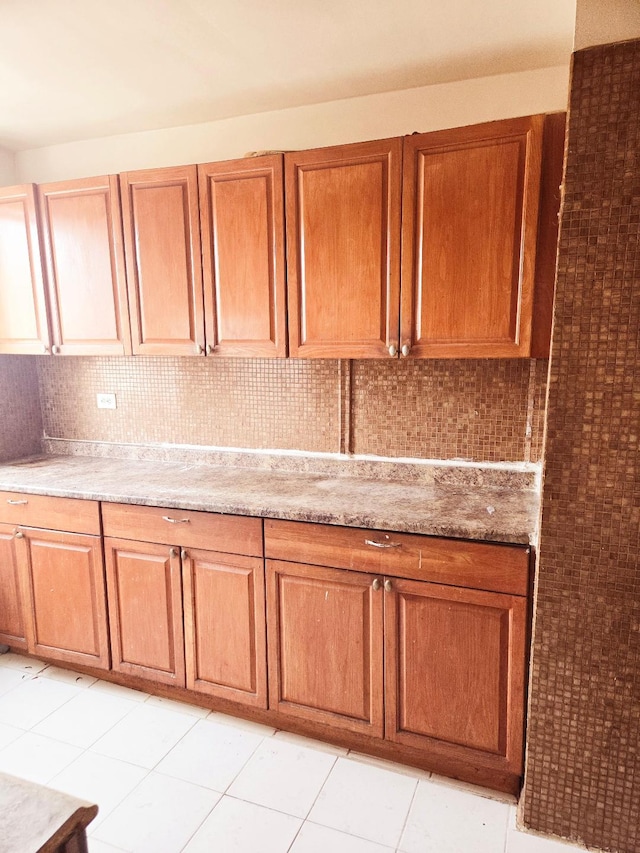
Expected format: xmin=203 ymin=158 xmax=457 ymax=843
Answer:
xmin=183 ymin=549 xmax=267 ymax=707
xmin=199 ymin=155 xmax=286 ymax=357
xmin=266 ymin=559 xmax=384 ymax=735
xmin=286 ymin=138 xmax=402 ymax=358
xmin=385 ymin=578 xmax=526 ymax=775
xmin=401 ymin=116 xmax=544 ymax=358
xmin=120 ymin=165 xmax=204 ymax=355
xmin=0 ymin=492 xmax=100 ymax=535
xmin=104 ymin=537 xmax=185 ymax=686
xmin=38 ymin=176 xmax=131 ymax=355
xmin=0 ymin=185 xmax=50 ymax=354
xmin=19 ymin=529 xmax=109 ymax=669
xmin=0 ymin=523 xmax=27 ymax=648
xmin=101 ymin=502 xmax=263 ymax=555
xmin=264 ymin=519 xmax=529 ymax=596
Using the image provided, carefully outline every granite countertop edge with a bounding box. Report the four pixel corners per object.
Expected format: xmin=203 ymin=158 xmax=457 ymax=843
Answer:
xmin=0 ymin=455 xmax=540 ymax=546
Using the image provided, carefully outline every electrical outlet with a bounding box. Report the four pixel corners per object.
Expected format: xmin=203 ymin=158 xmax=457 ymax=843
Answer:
xmin=97 ymin=393 xmax=117 ymax=410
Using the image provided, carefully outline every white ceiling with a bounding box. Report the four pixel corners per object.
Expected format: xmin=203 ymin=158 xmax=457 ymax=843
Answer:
xmin=0 ymin=0 xmax=576 ymax=152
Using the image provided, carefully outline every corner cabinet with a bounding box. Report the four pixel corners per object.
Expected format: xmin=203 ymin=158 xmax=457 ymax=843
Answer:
xmin=0 ymin=185 xmax=50 ymax=354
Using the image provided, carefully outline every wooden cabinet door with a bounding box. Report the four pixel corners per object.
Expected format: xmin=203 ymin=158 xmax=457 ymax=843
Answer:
xmin=120 ymin=166 xmax=205 ymax=355
xmin=199 ymin=155 xmax=287 ymax=357
xmin=285 ymin=139 xmax=402 ymax=358
xmin=384 ymin=577 xmax=527 ymax=777
xmin=266 ymin=559 xmax=384 ymax=736
xmin=104 ymin=537 xmax=185 ymax=686
xmin=18 ymin=528 xmax=109 ymax=669
xmin=0 ymin=523 xmax=27 ymax=649
xmin=38 ymin=176 xmax=131 ymax=355
xmin=401 ymin=116 xmax=544 ymax=357
xmin=183 ymin=549 xmax=267 ymax=707
xmin=0 ymin=185 xmax=50 ymax=354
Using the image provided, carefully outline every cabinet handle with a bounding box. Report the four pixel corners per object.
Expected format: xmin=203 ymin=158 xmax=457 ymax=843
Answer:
xmin=401 ymin=344 xmax=410 ymax=357
xmin=7 ymin=499 xmax=28 ymax=505
xmin=43 ymin=345 xmax=50 ymax=354
xmin=14 ymin=531 xmax=24 ymax=539
xmin=372 ymin=578 xmax=381 ymax=591
xmin=162 ymin=516 xmax=191 ymax=524
xmin=384 ymin=579 xmax=393 ymax=592
xmin=170 ymin=548 xmax=178 ymax=558
xmin=364 ymin=538 xmax=401 ymax=549
xmin=388 ymin=344 xmax=397 ymax=357
xmin=181 ymin=549 xmax=188 ymax=560
xmin=206 ymin=344 xmax=214 ymax=355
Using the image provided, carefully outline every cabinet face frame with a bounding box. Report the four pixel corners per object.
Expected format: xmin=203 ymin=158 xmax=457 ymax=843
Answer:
xmin=0 ymin=522 xmax=27 ymax=649
xmin=0 ymin=184 xmax=51 ymax=354
xmin=199 ymin=154 xmax=287 ymax=357
xmin=285 ymin=138 xmax=402 ymax=358
xmin=17 ymin=527 xmax=110 ymax=669
xmin=183 ymin=548 xmax=267 ymax=707
xmin=400 ymin=115 xmax=545 ymax=358
xmin=120 ymin=165 xmax=205 ymax=356
xmin=38 ymin=175 xmax=131 ymax=356
xmin=384 ymin=577 xmax=527 ymax=776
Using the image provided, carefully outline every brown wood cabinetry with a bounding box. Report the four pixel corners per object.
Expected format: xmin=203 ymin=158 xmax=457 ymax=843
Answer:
xmin=265 ymin=518 xmax=529 ymax=790
xmin=102 ymin=502 xmax=266 ymax=705
xmin=38 ymin=176 xmax=131 ymax=356
xmin=0 ymin=492 xmax=109 ymax=669
xmin=120 ymin=166 xmax=205 ymax=356
xmin=285 ymin=138 xmax=402 ymax=358
xmin=0 ymin=523 xmax=27 ymax=649
xmin=199 ymin=155 xmax=287 ymax=357
xmin=0 ymin=185 xmax=50 ymax=354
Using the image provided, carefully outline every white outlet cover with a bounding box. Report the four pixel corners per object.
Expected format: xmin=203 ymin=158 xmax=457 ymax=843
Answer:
xmin=97 ymin=393 xmax=117 ymax=410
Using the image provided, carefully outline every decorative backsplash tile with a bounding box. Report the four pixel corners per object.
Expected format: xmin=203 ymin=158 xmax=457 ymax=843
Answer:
xmin=35 ymin=355 xmax=547 ymax=464
xmin=0 ymin=356 xmax=42 ymax=461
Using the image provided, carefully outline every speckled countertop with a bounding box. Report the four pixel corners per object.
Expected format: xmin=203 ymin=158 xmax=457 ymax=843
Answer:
xmin=0 ymin=453 xmax=540 ymax=545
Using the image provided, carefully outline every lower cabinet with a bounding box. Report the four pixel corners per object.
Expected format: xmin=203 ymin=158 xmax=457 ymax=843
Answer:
xmin=101 ymin=502 xmax=267 ymax=706
xmin=0 ymin=492 xmax=109 ymax=669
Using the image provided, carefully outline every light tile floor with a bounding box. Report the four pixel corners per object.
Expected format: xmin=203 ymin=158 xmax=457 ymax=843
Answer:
xmin=0 ymin=652 xmax=587 ymax=853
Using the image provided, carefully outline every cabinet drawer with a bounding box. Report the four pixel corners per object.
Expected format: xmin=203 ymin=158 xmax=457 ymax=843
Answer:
xmin=0 ymin=491 xmax=100 ymax=535
xmin=101 ymin=502 xmax=263 ymax=556
xmin=264 ymin=520 xmax=529 ymax=596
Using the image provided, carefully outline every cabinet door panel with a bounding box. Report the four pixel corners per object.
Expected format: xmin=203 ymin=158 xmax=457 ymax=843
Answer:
xmin=199 ymin=155 xmax=286 ymax=357
xmin=20 ymin=528 xmax=109 ymax=668
xmin=183 ymin=549 xmax=267 ymax=707
xmin=401 ymin=116 xmax=544 ymax=357
xmin=286 ymin=139 xmax=402 ymax=358
xmin=121 ymin=166 xmax=204 ymax=355
xmin=267 ymin=559 xmax=384 ymax=736
xmin=0 ymin=523 xmax=27 ymax=649
xmin=104 ymin=537 xmax=185 ymax=686
xmin=39 ymin=176 xmax=131 ymax=355
xmin=0 ymin=185 xmax=50 ymax=354
xmin=385 ymin=578 xmax=526 ymax=775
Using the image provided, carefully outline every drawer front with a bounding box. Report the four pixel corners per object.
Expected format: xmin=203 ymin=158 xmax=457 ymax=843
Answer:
xmin=0 ymin=491 xmax=100 ymax=535
xmin=102 ymin=502 xmax=263 ymax=556
xmin=264 ymin=519 xmax=529 ymax=596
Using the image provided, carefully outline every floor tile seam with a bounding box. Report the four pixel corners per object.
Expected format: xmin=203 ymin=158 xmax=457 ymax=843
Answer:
xmin=222 ymin=789 xmax=322 ymax=822
xmin=394 ymin=776 xmax=422 ymax=853
xmin=17 ymin=675 xmax=84 ymax=729
xmin=346 ymin=749 xmax=433 ymax=782
xmin=169 ymin=788 xmax=224 ymax=853
xmin=303 ymin=818 xmax=398 ymax=851
xmin=284 ymin=816 xmax=306 ymax=852
xmin=31 ymin=697 xmax=141 ymax=750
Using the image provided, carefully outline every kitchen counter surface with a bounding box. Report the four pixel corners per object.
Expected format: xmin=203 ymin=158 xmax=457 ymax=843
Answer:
xmin=0 ymin=454 xmax=540 ymax=545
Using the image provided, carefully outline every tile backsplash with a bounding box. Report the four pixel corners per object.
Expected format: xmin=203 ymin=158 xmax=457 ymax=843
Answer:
xmin=35 ymin=355 xmax=547 ymax=463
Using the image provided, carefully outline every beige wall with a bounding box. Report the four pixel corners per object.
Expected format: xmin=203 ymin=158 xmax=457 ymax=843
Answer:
xmin=575 ymin=0 xmax=640 ymax=48
xmin=0 ymin=148 xmax=15 ymax=185
xmin=15 ymin=65 xmax=569 ymax=183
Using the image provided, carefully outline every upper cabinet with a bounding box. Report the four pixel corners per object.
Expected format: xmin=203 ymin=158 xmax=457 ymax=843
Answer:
xmin=120 ymin=165 xmax=205 ymax=356
xmin=38 ymin=176 xmax=131 ymax=356
xmin=199 ymin=154 xmax=287 ymax=357
xmin=401 ymin=115 xmax=546 ymax=358
xmin=0 ymin=185 xmax=50 ymax=354
xmin=285 ymin=139 xmax=402 ymax=358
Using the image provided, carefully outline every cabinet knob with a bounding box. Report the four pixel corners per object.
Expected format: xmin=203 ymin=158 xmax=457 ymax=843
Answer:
xmin=384 ymin=579 xmax=393 ymax=593
xmin=14 ymin=531 xmax=24 ymax=539
xmin=372 ymin=578 xmax=381 ymax=591
xmin=170 ymin=548 xmax=178 ymax=558
xmin=52 ymin=345 xmax=60 ymax=354
xmin=206 ymin=344 xmax=214 ymax=355
xmin=401 ymin=344 xmax=410 ymax=357
xmin=197 ymin=344 xmax=204 ymax=355
xmin=388 ymin=344 xmax=397 ymax=357
xmin=180 ymin=549 xmax=188 ymax=560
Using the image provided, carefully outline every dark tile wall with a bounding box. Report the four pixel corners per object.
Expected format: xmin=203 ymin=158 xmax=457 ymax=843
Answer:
xmin=523 ymin=40 xmax=640 ymax=853
xmin=0 ymin=356 xmax=42 ymax=461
